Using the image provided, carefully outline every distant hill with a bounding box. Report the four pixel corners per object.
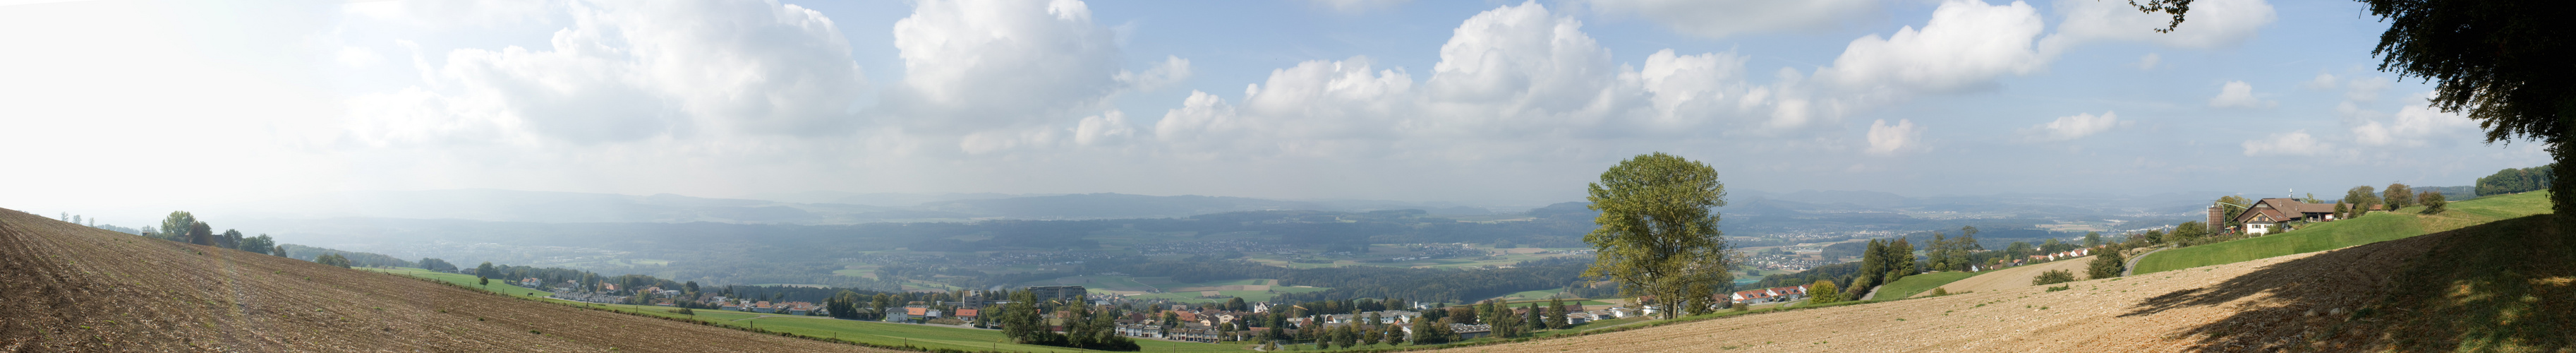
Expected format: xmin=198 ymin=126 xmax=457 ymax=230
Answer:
xmin=198 ymin=189 xmax=1520 ymax=225
xmin=917 ymin=193 xmax=1331 ymax=219
xmin=219 ymin=189 xmax=905 ymax=223
xmin=737 ymin=191 xmax=1040 ymax=208
xmin=0 ymin=207 xmax=888 ymax=352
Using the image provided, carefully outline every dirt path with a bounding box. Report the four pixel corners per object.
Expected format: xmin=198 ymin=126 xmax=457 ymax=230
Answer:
xmin=1918 ymin=256 xmax=2095 ymax=298
xmin=2122 ymin=246 xmax=2170 ymax=276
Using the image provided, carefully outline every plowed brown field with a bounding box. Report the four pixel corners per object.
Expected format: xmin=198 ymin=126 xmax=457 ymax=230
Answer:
xmin=1444 ymin=230 xmax=2455 ymax=352
xmin=1916 ymin=255 xmax=2095 ymax=299
xmin=0 ymin=208 xmax=895 ymax=352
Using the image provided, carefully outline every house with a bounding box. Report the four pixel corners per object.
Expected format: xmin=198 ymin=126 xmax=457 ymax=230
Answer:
xmin=902 ymin=306 xmax=932 ymax=323
xmin=2216 ymin=198 xmax=2342 ymax=235
xmin=1729 ymin=285 xmax=1808 ymax=304
xmin=953 ymin=309 xmax=979 ymax=322
xmin=1450 ymin=323 xmax=1493 ymax=340
xmin=1604 ymin=307 xmax=1635 ymax=318
xmin=1171 ymin=324 xmax=1221 ymax=342
xmin=1565 ymin=311 xmax=1598 ymax=324
xmin=1024 ymin=285 xmax=1087 ymax=303
xmin=1115 ymin=323 xmax=1165 ymax=338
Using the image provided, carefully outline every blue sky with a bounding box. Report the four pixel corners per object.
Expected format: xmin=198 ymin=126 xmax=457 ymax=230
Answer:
xmin=0 ymin=0 xmax=2550 ymax=215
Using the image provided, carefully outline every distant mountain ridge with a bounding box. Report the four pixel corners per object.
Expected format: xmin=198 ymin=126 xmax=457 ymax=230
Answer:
xmin=207 ymin=189 xmax=1506 ymax=225
xmin=195 ymin=188 xmax=2244 ymax=226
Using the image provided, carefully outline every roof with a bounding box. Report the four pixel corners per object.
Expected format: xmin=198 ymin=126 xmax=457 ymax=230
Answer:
xmin=905 ymin=307 xmax=929 ymax=316
xmin=954 ymin=309 xmax=979 ymax=316
xmin=2236 ymin=198 xmax=2337 ymax=224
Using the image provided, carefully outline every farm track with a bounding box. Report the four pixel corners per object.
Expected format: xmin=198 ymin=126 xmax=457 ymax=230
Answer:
xmin=1444 ymin=231 xmax=2452 ymax=352
xmin=0 ymin=208 xmax=895 ymax=352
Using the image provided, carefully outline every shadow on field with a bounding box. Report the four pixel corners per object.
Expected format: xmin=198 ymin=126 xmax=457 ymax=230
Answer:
xmin=2118 ymin=216 xmax=2573 ymax=352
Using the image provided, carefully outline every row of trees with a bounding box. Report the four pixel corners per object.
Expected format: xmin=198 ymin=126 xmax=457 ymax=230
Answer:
xmin=52 ymin=213 xmax=141 ymax=234
xmin=152 ymin=211 xmax=278 ymax=255
xmin=2475 ymin=164 xmax=2555 ymax=196
xmin=821 ymin=289 xmax=965 ymax=321
xmin=1842 ymin=237 xmax=1919 ymax=302
xmin=992 ymin=289 xmax=1139 ymax=351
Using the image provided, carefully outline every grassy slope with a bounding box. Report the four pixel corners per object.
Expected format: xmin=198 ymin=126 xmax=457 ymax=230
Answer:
xmin=2133 ymin=191 xmax=2549 ymax=275
xmin=1875 ymin=271 xmax=1978 ymax=299
xmin=369 ymin=268 xmax=1251 ymax=352
xmin=2350 ymin=215 xmax=2572 ymax=351
xmin=361 ymin=267 xmax=555 ymax=297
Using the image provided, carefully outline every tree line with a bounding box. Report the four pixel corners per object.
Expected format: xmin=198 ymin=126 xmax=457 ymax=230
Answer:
xmin=1101 ymin=257 xmax=1592 ymax=304
xmin=2476 ymin=164 xmax=2556 ymax=196
xmin=149 ymin=211 xmax=278 ymax=255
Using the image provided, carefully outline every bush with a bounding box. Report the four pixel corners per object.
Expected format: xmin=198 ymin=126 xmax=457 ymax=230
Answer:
xmin=1806 ymin=280 xmax=1841 ymax=304
xmin=1930 ymin=287 xmax=1949 ymax=297
xmin=2420 ymin=191 xmax=2449 ymax=215
xmin=2086 ymin=249 xmax=2126 ymax=280
xmin=2031 ymin=270 xmax=2076 ymax=286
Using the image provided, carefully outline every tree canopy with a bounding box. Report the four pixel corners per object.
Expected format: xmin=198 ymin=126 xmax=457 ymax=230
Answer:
xmin=1581 ymin=152 xmax=1733 ymax=318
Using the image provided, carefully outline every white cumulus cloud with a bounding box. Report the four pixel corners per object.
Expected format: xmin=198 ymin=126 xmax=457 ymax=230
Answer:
xmin=344 ymin=0 xmax=869 ymax=145
xmin=2242 ymin=131 xmax=2330 ymax=156
xmin=2304 ymin=73 xmax=2338 ymax=90
xmin=2025 ymin=111 xmax=2124 ymax=141
xmin=1148 ymin=1 xmax=1802 ymax=160
xmin=887 ymin=0 xmax=1122 ymax=129
xmin=1817 ymin=0 xmax=2052 ymax=95
xmin=1866 ymin=119 xmax=1923 ymax=155
xmin=1580 ymin=0 xmax=1879 ymax=39
xmin=2352 ymin=104 xmax=2474 ymax=147
xmin=2208 ymin=80 xmax=2273 ymax=108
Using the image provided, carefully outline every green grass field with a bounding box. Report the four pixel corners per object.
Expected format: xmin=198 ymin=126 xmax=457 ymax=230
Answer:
xmin=2131 ymin=191 xmax=2551 ymax=275
xmin=1121 ymin=285 xmax=1326 ymax=303
xmin=359 ymin=267 xmax=555 ymax=297
xmin=1873 ymin=271 xmax=1978 ymax=299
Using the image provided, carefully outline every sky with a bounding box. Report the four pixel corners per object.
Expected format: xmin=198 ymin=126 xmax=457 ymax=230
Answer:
xmin=0 ymin=0 xmax=2552 ymax=221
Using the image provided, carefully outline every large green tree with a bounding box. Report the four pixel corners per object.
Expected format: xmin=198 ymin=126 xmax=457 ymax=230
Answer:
xmin=2346 ymin=186 xmax=2382 ymax=216
xmin=1581 ymin=152 xmax=1733 ymax=319
xmin=238 ymin=234 xmax=276 ymax=255
xmin=2385 ymin=183 xmax=2415 ymax=211
xmin=2143 ymin=0 xmax=2576 ymax=229
xmin=185 ymin=221 xmax=214 ymax=246
xmin=156 ymin=211 xmax=195 ymax=243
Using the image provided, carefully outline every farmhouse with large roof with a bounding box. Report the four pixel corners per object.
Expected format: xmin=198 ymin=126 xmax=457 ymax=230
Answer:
xmin=2210 ymin=198 xmax=2341 ymax=234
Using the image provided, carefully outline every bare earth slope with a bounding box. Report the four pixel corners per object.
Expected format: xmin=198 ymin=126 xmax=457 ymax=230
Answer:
xmin=0 ymin=208 xmax=893 ymax=352
xmin=1447 ymin=226 xmax=2483 ymax=352
xmin=1918 ymin=255 xmax=2094 ymax=298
